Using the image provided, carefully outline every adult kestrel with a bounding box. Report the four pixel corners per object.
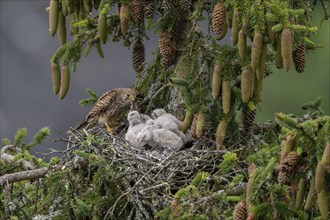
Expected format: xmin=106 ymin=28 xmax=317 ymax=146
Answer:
xmin=76 ymin=88 xmax=136 ymax=130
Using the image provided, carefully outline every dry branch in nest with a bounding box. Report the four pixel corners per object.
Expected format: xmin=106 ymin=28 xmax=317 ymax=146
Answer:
xmin=61 ymin=126 xmax=230 ymax=218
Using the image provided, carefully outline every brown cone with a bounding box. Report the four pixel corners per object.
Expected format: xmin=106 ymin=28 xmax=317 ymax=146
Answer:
xmin=241 ymin=66 xmax=252 ymax=103
xmin=190 ymin=113 xmax=198 ymax=139
xmin=292 ymin=44 xmax=305 ymax=73
xmin=159 ymin=31 xmax=176 ymax=68
xmin=195 ymin=112 xmax=205 ymax=138
xmin=49 ymin=0 xmax=59 ymax=36
xmin=284 ymin=151 xmax=299 ymax=167
xmin=131 ymin=0 xmax=143 ymax=23
xmin=59 ymin=64 xmax=70 ymax=99
xmin=242 ymin=105 xmax=256 ymax=137
xmin=51 ymin=61 xmax=61 ymax=95
xmin=57 ymin=10 xmax=67 ymax=45
xmin=120 ymin=4 xmax=130 ymax=35
xmin=234 ymin=201 xmax=247 ymax=220
xmin=144 ymin=0 xmax=155 ymax=18
xmin=281 ymin=27 xmax=292 ymax=72
xmin=162 ymin=0 xmax=175 ymax=12
xmin=231 ymin=8 xmax=239 ymax=46
xmin=251 ymin=32 xmax=263 ymax=71
xmin=238 ymin=30 xmax=246 ymax=60
xmin=212 ymin=63 xmax=222 ymax=101
xmin=215 ymin=119 xmax=228 ymax=150
xmin=212 ymin=3 xmax=226 ymax=36
xmin=98 ymin=13 xmax=107 ymax=44
xmin=180 ymin=0 xmax=192 ymax=12
xmin=132 ymin=39 xmax=145 ymax=74
xmin=222 ymin=80 xmax=231 ymax=114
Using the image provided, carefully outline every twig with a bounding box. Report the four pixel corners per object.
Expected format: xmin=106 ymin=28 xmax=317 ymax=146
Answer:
xmin=0 ymin=166 xmax=56 ymax=186
xmin=145 ymin=83 xmax=170 ymax=114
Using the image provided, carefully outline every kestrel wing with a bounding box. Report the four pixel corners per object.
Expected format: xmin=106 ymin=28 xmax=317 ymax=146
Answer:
xmin=87 ymin=90 xmax=119 ymax=119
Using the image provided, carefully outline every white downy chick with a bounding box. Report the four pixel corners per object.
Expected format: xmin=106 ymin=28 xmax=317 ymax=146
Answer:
xmin=138 ymin=119 xmax=183 ymax=152
xmin=151 ymin=109 xmax=182 ymax=126
xmin=125 ymin=111 xmax=146 ymax=150
xmin=136 ymin=119 xmax=157 ymax=147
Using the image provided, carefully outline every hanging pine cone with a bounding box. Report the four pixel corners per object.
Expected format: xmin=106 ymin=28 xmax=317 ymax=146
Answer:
xmin=131 ymin=0 xmax=143 ymax=23
xmin=238 ymin=30 xmax=246 ymax=60
xmin=251 ymin=32 xmax=264 ymax=71
xmin=190 ymin=113 xmax=198 ymax=139
xmin=284 ymin=151 xmax=299 ymax=167
xmin=144 ymin=0 xmax=156 ymax=19
xmin=51 ymin=61 xmax=61 ymax=95
xmin=59 ymin=64 xmax=70 ymax=100
xmin=278 ymin=170 xmax=290 ymax=185
xmin=120 ymin=3 xmax=130 ymax=35
xmin=215 ymin=119 xmax=228 ymax=150
xmin=241 ymin=66 xmax=252 ymax=103
xmin=234 ymin=201 xmax=247 ymax=220
xmin=276 ymin=33 xmax=283 ymax=69
xmin=180 ymin=0 xmax=192 ymax=12
xmin=212 ymin=2 xmax=226 ymax=36
xmin=132 ymin=39 xmax=145 ymax=74
xmin=212 ymin=63 xmax=222 ymax=101
xmin=195 ymin=112 xmax=205 ymax=138
xmin=242 ymin=105 xmax=256 ymax=137
xmin=281 ymin=27 xmax=292 ymax=72
xmin=49 ymin=0 xmax=59 ymax=36
xmin=57 ymin=10 xmax=67 ymax=45
xmin=293 ymin=44 xmax=305 ymax=73
xmin=159 ymin=31 xmax=176 ymax=68
xmin=222 ymin=80 xmax=231 ymax=114
xmin=162 ymin=0 xmax=175 ymax=12
xmin=231 ymin=8 xmax=239 ymax=46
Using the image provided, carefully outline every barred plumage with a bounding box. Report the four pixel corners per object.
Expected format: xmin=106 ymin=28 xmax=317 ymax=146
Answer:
xmin=212 ymin=3 xmax=226 ymax=36
xmin=76 ymin=88 xmax=136 ymax=130
xmin=132 ymin=39 xmax=145 ymax=74
xmin=293 ymin=44 xmax=305 ymax=73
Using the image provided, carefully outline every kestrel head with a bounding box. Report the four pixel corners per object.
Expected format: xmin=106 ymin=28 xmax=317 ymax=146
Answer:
xmin=119 ymin=88 xmax=136 ymax=103
xmin=151 ymin=109 xmax=166 ymax=119
xmin=127 ymin=111 xmax=141 ymax=125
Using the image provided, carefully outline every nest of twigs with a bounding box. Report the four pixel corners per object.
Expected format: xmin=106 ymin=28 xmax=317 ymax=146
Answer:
xmin=62 ymin=125 xmax=231 ymax=218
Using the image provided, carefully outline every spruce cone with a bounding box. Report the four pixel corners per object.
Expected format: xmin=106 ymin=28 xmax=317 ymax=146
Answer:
xmin=132 ymin=39 xmax=145 ymax=74
xmin=278 ymin=170 xmax=290 ymax=185
xmin=144 ymin=0 xmax=156 ymax=19
xmin=276 ymin=33 xmax=283 ymax=69
xmin=234 ymin=201 xmax=247 ymax=220
xmin=251 ymin=32 xmax=263 ymax=71
xmin=212 ymin=63 xmax=222 ymax=100
xmin=195 ymin=112 xmax=205 ymax=138
xmin=284 ymin=151 xmax=299 ymax=167
xmin=131 ymin=0 xmax=143 ymax=23
xmin=281 ymin=27 xmax=292 ymax=72
xmin=231 ymin=8 xmax=239 ymax=46
xmin=180 ymin=110 xmax=194 ymax=133
xmin=190 ymin=113 xmax=198 ymax=139
xmin=51 ymin=61 xmax=61 ymax=95
xmin=57 ymin=10 xmax=67 ymax=45
xmin=162 ymin=0 xmax=175 ymax=12
xmin=159 ymin=31 xmax=176 ymax=68
xmin=49 ymin=0 xmax=59 ymax=36
xmin=215 ymin=119 xmax=228 ymax=150
xmin=120 ymin=4 xmax=130 ymax=35
xmin=98 ymin=13 xmax=107 ymax=44
xmin=212 ymin=3 xmax=226 ymax=36
xmin=238 ymin=30 xmax=246 ymax=60
xmin=241 ymin=66 xmax=252 ymax=103
xmin=222 ymin=80 xmax=231 ymax=114
xmin=292 ymin=44 xmax=305 ymax=73
xmin=180 ymin=0 xmax=192 ymax=12
xmin=59 ymin=64 xmax=70 ymax=99
xmin=61 ymin=0 xmax=68 ymax=16
xmin=242 ymin=105 xmax=256 ymax=136
xmin=256 ymin=44 xmax=267 ymax=80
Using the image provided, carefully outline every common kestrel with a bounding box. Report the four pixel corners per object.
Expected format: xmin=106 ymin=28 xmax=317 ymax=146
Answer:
xmin=76 ymin=88 xmax=136 ymax=130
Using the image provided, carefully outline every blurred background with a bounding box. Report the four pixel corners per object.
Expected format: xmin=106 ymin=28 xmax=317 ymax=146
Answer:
xmin=1 ymin=1 xmax=329 ymax=155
